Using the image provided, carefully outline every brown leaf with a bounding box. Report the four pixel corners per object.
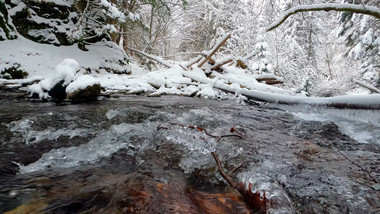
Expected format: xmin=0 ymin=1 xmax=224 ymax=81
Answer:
xmin=230 ymin=127 xmax=236 ymax=133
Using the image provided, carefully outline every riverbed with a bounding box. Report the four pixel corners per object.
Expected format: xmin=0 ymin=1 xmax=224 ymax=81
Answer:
xmin=0 ymin=91 xmax=379 ymax=213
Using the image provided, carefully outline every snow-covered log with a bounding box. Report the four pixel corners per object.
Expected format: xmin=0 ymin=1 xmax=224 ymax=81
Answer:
xmin=211 ymin=58 xmax=233 ymax=71
xmin=240 ymin=90 xmax=380 ymax=110
xmin=182 ymin=70 xmax=380 ymax=110
xmin=198 ymin=34 xmax=231 ymax=67
xmin=236 ymin=58 xmax=248 ymax=69
xmin=127 ymin=47 xmax=175 ymax=68
xmin=255 ymin=74 xmax=284 ymax=85
xmin=352 ymin=79 xmax=380 ymax=93
xmin=267 ymin=3 xmax=380 ymax=31
xmin=183 ymin=55 xmax=203 ymax=68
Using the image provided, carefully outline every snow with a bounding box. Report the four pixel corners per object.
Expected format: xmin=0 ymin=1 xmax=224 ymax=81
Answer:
xmin=27 ymin=58 xmax=78 ymax=98
xmin=0 ymin=30 xmax=379 ymax=110
xmin=100 ymin=0 xmax=126 ymax=21
xmin=197 ymin=84 xmax=219 ymax=98
xmin=362 ymin=29 xmax=373 ymax=45
xmin=56 ymin=59 xmax=79 ymax=84
xmin=267 ymin=3 xmax=380 ymax=31
xmin=34 ymin=0 xmax=72 ymax=7
xmin=349 ymin=42 xmax=363 ymax=59
xmin=66 ymin=75 xmax=99 ymax=94
xmin=0 ymin=35 xmax=130 ymax=77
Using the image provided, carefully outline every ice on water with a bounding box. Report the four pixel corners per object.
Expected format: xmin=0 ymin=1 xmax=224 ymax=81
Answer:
xmin=238 ymin=169 xmax=295 ymax=214
xmin=7 ymin=114 xmax=92 ymax=144
xmin=17 ymin=107 xmax=227 ymax=174
xmin=278 ymin=104 xmax=380 ymax=144
xmin=19 ymin=122 xmax=154 ymax=173
xmin=163 ymin=125 xmax=217 ymax=154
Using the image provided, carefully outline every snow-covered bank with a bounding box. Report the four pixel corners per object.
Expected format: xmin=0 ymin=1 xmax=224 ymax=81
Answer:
xmin=2 ymin=56 xmax=380 ymax=109
xmin=0 ymin=35 xmax=130 ymax=77
xmin=1 ymin=34 xmax=379 ymax=109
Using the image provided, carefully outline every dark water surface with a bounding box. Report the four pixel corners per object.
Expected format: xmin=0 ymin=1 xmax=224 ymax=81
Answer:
xmin=0 ymin=91 xmax=379 ymax=213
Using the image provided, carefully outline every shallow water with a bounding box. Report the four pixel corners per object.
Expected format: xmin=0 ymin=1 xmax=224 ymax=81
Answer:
xmin=0 ymin=92 xmax=379 ymax=213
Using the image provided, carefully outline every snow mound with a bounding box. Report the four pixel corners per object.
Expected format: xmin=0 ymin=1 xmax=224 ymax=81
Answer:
xmin=27 ymin=58 xmax=79 ymax=98
xmin=55 ymin=59 xmax=79 ymax=85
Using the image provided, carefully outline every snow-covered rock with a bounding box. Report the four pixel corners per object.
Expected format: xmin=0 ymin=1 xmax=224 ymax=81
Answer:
xmin=0 ymin=1 xmax=16 ymax=41
xmin=28 ymin=58 xmax=79 ymax=99
xmin=66 ymin=75 xmax=101 ymax=100
xmin=6 ymin=0 xmax=76 ymax=45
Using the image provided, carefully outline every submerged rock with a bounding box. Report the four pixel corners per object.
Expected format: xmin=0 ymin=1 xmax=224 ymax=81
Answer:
xmin=0 ymin=95 xmax=379 ymax=213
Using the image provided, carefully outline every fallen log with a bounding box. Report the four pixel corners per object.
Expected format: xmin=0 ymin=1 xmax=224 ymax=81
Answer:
xmin=255 ymin=74 xmax=284 ymax=85
xmin=236 ymin=58 xmax=248 ymax=69
xmin=182 ymin=70 xmax=380 ymax=110
xmin=211 ymin=58 xmax=233 ymax=71
xmin=183 ymin=55 xmax=203 ymax=68
xmin=352 ymin=79 xmax=380 ymax=93
xmin=127 ymin=47 xmax=175 ymax=68
xmin=198 ymin=34 xmax=231 ymax=68
xmin=256 ymin=78 xmax=284 ymax=85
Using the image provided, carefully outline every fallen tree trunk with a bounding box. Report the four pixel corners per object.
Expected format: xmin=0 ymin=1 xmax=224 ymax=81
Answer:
xmin=256 ymin=78 xmax=284 ymax=85
xmin=182 ymin=71 xmax=380 ymax=110
xmin=183 ymin=55 xmax=203 ymax=68
xmin=255 ymin=74 xmax=284 ymax=85
xmin=127 ymin=47 xmax=175 ymax=68
xmin=211 ymin=58 xmax=233 ymax=71
xmin=236 ymin=58 xmax=248 ymax=69
xmin=352 ymin=79 xmax=380 ymax=93
xmin=198 ymin=34 xmax=231 ymax=67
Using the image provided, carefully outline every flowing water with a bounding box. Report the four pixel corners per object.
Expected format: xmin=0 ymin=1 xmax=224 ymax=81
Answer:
xmin=0 ymin=91 xmax=379 ymax=213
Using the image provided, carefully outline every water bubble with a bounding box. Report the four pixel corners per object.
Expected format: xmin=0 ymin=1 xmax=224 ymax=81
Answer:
xmin=9 ymin=190 xmax=19 ymax=198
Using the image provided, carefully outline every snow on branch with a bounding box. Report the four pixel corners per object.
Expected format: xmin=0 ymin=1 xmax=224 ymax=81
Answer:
xmin=267 ymin=3 xmax=380 ymax=31
xmin=352 ymin=79 xmax=380 ymax=93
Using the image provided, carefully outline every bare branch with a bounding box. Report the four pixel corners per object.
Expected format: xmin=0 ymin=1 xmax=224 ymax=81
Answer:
xmin=228 ymin=161 xmax=246 ymax=176
xmin=267 ymin=3 xmax=380 ymax=31
xmin=337 ymin=151 xmax=378 ymax=184
xmin=211 ymin=152 xmax=236 ymax=187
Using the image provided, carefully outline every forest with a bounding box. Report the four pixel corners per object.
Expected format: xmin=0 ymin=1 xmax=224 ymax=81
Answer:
xmin=1 ymin=0 xmax=379 ymax=100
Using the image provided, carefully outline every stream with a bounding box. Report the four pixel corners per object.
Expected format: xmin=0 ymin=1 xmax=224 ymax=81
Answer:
xmin=0 ymin=91 xmax=379 ymax=213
